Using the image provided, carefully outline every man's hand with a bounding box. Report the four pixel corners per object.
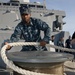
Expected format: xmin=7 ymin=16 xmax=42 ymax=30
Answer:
xmin=40 ymin=41 xmax=47 ymax=46
xmin=5 ymin=42 xmax=11 ymax=50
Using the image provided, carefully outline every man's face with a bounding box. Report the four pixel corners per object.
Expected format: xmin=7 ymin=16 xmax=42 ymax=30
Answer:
xmin=21 ymin=14 xmax=31 ymax=23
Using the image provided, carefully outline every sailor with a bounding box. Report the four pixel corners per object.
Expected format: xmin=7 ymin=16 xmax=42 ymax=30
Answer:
xmin=65 ymin=36 xmax=72 ymax=49
xmin=49 ymin=35 xmax=55 ymax=52
xmin=71 ymin=32 xmax=75 ymax=58
xmin=5 ymin=6 xmax=51 ymax=51
xmin=57 ymin=36 xmax=64 ymax=52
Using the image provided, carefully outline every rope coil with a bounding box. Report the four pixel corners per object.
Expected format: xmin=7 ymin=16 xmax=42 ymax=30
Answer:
xmin=1 ymin=42 xmax=75 ymax=75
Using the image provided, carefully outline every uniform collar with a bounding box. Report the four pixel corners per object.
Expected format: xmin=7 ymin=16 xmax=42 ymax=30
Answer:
xmin=21 ymin=18 xmax=33 ymax=26
xmin=30 ymin=18 xmax=33 ymax=26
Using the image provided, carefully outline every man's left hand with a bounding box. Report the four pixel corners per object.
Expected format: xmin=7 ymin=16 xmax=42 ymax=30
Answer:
xmin=40 ymin=41 xmax=47 ymax=46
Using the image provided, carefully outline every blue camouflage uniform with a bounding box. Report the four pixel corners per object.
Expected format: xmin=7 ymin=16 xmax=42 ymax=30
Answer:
xmin=10 ymin=17 xmax=51 ymax=51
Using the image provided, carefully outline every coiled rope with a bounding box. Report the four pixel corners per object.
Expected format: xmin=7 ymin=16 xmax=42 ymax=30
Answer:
xmin=1 ymin=42 xmax=75 ymax=75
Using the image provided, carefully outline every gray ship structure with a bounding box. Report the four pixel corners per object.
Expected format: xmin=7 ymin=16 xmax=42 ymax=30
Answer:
xmin=0 ymin=0 xmax=74 ymax=75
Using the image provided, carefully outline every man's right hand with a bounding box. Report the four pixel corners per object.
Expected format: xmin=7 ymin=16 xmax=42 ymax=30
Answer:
xmin=5 ymin=42 xmax=11 ymax=50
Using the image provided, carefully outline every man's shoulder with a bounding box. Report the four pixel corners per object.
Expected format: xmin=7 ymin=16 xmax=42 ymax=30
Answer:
xmin=17 ymin=21 xmax=23 ymax=26
xmin=31 ymin=17 xmax=41 ymax=22
xmin=15 ymin=21 xmax=23 ymax=29
xmin=66 ymin=39 xmax=69 ymax=42
xmin=18 ymin=21 xmax=23 ymax=25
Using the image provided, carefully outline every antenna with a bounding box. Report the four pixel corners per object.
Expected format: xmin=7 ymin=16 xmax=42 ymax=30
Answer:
xmin=43 ymin=0 xmax=46 ymax=6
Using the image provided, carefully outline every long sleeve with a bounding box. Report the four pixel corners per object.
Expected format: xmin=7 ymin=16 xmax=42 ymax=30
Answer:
xmin=10 ymin=24 xmax=22 ymax=42
xmin=36 ymin=19 xmax=51 ymax=43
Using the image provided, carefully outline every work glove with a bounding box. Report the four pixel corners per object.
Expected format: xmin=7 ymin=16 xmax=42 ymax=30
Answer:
xmin=40 ymin=41 xmax=47 ymax=46
xmin=5 ymin=42 xmax=12 ymax=50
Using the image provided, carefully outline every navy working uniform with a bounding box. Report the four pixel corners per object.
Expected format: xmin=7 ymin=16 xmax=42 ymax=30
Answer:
xmin=10 ymin=18 xmax=51 ymax=51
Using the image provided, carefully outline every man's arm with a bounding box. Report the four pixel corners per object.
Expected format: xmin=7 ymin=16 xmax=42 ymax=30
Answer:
xmin=10 ymin=24 xmax=22 ymax=42
xmin=5 ymin=24 xmax=22 ymax=50
xmin=37 ymin=19 xmax=51 ymax=43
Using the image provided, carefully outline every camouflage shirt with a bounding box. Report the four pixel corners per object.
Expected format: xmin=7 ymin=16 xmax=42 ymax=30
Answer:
xmin=10 ymin=18 xmax=51 ymax=51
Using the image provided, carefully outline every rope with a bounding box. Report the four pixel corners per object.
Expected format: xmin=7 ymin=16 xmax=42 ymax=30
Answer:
xmin=0 ymin=42 xmax=75 ymax=75
xmin=47 ymin=44 xmax=75 ymax=52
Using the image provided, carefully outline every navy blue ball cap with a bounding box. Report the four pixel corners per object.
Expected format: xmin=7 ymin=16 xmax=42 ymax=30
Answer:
xmin=19 ymin=6 xmax=31 ymax=15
